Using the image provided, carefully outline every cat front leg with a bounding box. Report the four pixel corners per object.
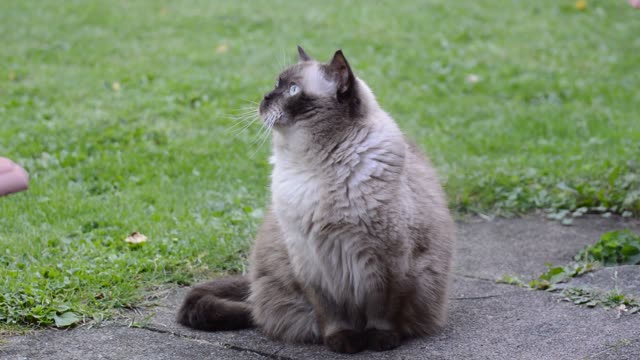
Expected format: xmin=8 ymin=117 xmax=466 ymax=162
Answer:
xmin=304 ymin=286 xmax=366 ymax=354
xmin=361 ymin=278 xmax=402 ymax=351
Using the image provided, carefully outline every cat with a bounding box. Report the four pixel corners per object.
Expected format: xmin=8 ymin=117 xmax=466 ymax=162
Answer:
xmin=177 ymin=46 xmax=455 ymax=354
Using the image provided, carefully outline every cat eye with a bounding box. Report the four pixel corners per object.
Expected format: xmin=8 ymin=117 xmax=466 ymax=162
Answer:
xmin=288 ymin=84 xmax=300 ymax=96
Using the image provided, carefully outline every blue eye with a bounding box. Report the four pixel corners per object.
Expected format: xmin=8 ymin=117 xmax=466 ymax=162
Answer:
xmin=289 ymin=84 xmax=300 ymax=96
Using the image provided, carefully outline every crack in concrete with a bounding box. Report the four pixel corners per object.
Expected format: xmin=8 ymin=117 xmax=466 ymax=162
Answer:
xmin=134 ymin=324 xmax=295 ymax=360
xmin=584 ymin=337 xmax=640 ymax=359
xmin=222 ymin=343 xmax=293 ymax=360
xmin=453 ymin=272 xmax=498 ymax=282
xmin=452 ymin=295 xmax=504 ymax=300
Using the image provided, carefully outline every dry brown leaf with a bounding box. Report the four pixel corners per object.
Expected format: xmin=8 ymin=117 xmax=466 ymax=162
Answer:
xmin=125 ymin=231 xmax=147 ymax=244
xmin=215 ymin=44 xmax=229 ymax=54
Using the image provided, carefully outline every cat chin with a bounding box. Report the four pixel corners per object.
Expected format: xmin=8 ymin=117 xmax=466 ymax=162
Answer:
xmin=270 ymin=116 xmax=294 ymax=129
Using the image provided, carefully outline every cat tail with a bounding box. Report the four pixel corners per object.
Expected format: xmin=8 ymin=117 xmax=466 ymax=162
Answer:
xmin=176 ymin=275 xmax=254 ymax=331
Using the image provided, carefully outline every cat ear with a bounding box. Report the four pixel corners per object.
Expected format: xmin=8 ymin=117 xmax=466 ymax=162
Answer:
xmin=328 ymin=50 xmax=354 ymax=94
xmin=297 ymin=45 xmax=312 ymax=62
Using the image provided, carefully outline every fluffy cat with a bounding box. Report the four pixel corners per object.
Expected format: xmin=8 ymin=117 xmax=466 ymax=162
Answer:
xmin=177 ymin=46 xmax=455 ymax=354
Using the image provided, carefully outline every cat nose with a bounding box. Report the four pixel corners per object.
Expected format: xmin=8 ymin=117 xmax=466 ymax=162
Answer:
xmin=263 ymin=92 xmax=274 ymax=101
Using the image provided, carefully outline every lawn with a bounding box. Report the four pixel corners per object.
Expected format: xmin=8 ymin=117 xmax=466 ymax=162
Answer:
xmin=1 ymin=0 xmax=639 ymax=330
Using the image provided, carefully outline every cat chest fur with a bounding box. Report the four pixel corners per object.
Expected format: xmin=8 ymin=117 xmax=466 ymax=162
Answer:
xmin=270 ymin=140 xmax=404 ymax=304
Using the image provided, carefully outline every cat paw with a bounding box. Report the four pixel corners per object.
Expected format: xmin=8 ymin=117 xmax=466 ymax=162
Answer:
xmin=364 ymin=328 xmax=401 ymax=352
xmin=325 ymin=329 xmax=365 ymax=354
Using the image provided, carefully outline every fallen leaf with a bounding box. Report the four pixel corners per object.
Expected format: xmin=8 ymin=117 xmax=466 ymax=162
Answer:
xmin=465 ymin=74 xmax=480 ymax=84
xmin=586 ymin=300 xmax=598 ymax=307
xmin=575 ymin=0 xmax=587 ymax=11
xmin=216 ymin=43 xmax=229 ymax=54
xmin=54 ymin=311 xmax=80 ymax=327
xmin=125 ymin=231 xmax=147 ymax=244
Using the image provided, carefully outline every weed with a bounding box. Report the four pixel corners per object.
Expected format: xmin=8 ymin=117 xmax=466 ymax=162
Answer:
xmin=500 ymin=230 xmax=640 ymax=313
xmin=575 ymin=230 xmax=640 ymax=265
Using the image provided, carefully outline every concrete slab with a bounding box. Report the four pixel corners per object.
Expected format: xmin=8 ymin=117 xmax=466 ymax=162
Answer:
xmin=0 ymin=326 xmax=262 ymax=360
xmin=3 ymin=216 xmax=640 ymax=359
xmin=137 ymin=276 xmax=640 ymax=360
xmin=454 ymin=215 xmax=640 ymax=281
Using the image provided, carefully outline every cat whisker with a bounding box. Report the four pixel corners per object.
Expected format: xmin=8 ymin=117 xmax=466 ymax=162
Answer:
xmin=227 ymin=112 xmax=260 ymax=136
xmin=240 ymin=98 xmax=260 ymax=106
xmin=280 ymin=48 xmax=287 ymax=70
xmin=230 ymin=117 xmax=260 ymax=137
xmin=228 ymin=112 xmax=258 ymax=121
xmin=251 ymin=129 xmax=271 ymax=158
xmin=227 ymin=117 xmax=255 ymax=127
xmin=226 ymin=111 xmax=255 ymax=124
xmin=230 ymin=104 xmax=259 ymax=116
xmin=276 ymin=48 xmax=285 ymax=72
xmin=250 ymin=120 xmax=269 ymax=146
xmin=230 ymin=105 xmax=259 ymax=116
xmin=250 ymin=111 xmax=276 ymax=157
xmin=284 ymin=51 xmax=292 ymax=68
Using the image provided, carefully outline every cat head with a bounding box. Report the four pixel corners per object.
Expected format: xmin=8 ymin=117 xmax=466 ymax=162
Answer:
xmin=258 ymin=46 xmax=366 ymax=132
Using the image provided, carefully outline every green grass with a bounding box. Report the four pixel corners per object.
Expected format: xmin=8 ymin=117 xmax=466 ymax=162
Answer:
xmin=1 ymin=0 xmax=639 ymax=329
